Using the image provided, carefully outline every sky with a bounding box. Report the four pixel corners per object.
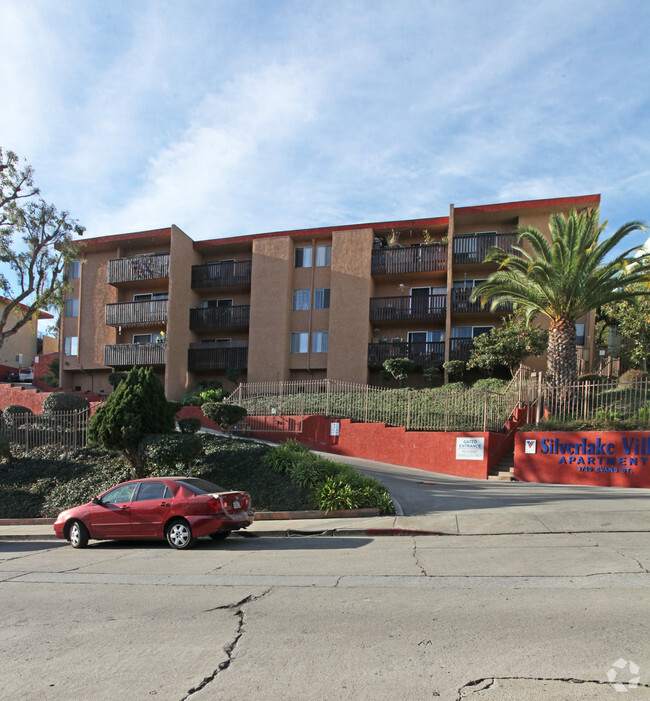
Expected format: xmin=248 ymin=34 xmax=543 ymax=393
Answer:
xmin=2 ymin=0 xmax=650 ymax=254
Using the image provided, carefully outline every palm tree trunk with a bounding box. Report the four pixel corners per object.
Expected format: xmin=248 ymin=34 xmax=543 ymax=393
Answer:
xmin=547 ymin=318 xmax=578 ymax=389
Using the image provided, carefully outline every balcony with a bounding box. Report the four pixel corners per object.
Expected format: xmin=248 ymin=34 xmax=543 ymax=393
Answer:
xmin=369 ymin=294 xmax=446 ymax=322
xmin=449 ymin=338 xmax=474 ymax=362
xmin=189 ymin=305 xmax=250 ymax=330
xmin=191 ymin=260 xmax=252 ymax=289
xmin=188 ymin=343 xmax=248 ymax=371
xmin=451 ymin=287 xmax=514 ymax=314
xmin=107 ymin=253 xmax=170 ymax=285
xmin=105 ymin=300 xmax=168 ymax=328
xmin=368 ymin=341 xmax=445 ymax=367
xmin=104 ymin=343 xmax=166 ymax=367
xmin=452 ymin=232 xmax=517 ymax=265
xmin=371 ymin=245 xmax=447 ymax=276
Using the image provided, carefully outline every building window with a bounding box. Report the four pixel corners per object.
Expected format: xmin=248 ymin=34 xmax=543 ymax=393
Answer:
xmin=67 ymin=261 xmax=81 ymax=279
xmin=64 ymin=336 xmax=78 ymax=356
xmin=312 ymin=331 xmax=329 ymax=353
xmin=452 ymin=326 xmax=493 ymax=339
xmin=290 ymin=332 xmax=309 ymax=353
xmin=202 ymin=299 xmax=232 ymax=308
xmin=65 ymin=297 xmax=79 ymax=317
xmin=292 ymin=289 xmax=310 ymax=311
xmin=133 ymin=292 xmax=168 ymax=302
xmin=314 ymin=288 xmax=330 ymax=310
xmin=132 ymin=333 xmax=164 ymax=344
xmin=295 ymin=247 xmax=313 ymax=268
xmin=576 ymin=323 xmax=586 ymax=346
xmin=316 ymin=245 xmax=332 ymax=267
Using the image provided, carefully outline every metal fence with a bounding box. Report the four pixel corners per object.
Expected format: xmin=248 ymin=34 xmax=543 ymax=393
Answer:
xmin=2 ymin=408 xmax=92 ymax=450
xmin=225 ymin=379 xmax=520 ymax=433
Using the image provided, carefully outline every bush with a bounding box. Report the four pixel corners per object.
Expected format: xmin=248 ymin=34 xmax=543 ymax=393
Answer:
xmin=42 ymin=392 xmax=90 ymax=413
xmin=443 ymin=360 xmax=466 ymax=380
xmin=202 ymin=402 xmax=247 ymax=436
xmin=471 ymin=378 xmax=511 ymax=392
xmin=178 ymin=417 xmax=201 ymax=434
xmin=138 ymin=433 xmax=203 ymax=471
xmin=180 ymin=380 xmax=224 ymax=406
xmin=578 ymin=373 xmax=605 ymax=382
xmin=619 ymin=369 xmax=647 ymax=385
xmin=3 ymin=405 xmax=33 ymax=429
xmin=422 ymin=364 xmax=440 ymax=386
xmin=261 ymin=440 xmax=310 ymax=474
xmin=108 ymin=372 xmax=127 ymax=388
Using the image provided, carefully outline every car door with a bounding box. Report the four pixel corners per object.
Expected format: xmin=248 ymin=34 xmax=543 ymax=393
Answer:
xmin=89 ymin=483 xmax=137 ymax=538
xmin=129 ymin=481 xmax=173 ymax=537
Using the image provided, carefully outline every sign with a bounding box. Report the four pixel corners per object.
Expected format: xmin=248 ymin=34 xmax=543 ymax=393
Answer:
xmin=525 ymin=439 xmax=537 ymax=454
xmin=330 ymin=422 xmax=340 ymax=437
xmin=456 ymin=437 xmax=484 ymax=461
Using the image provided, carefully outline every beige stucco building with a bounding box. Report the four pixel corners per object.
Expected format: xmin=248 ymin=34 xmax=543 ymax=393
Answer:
xmin=0 ymin=296 xmax=53 ymax=371
xmin=59 ymin=195 xmax=600 ymax=400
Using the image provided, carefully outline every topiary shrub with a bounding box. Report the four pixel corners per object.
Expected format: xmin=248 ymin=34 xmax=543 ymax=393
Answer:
xmin=138 ymin=433 xmax=203 ymax=472
xmin=3 ymin=405 xmax=33 ymax=430
xmin=618 ymin=369 xmax=647 ymax=385
xmin=178 ymin=417 xmax=201 ymax=434
xmin=88 ymin=367 xmax=176 ymax=478
xmin=443 ymin=360 xmax=467 ymax=381
xmin=202 ymin=403 xmax=247 ymax=437
xmin=42 ymin=392 xmax=90 ymax=413
xmin=108 ymin=372 xmax=128 ymax=389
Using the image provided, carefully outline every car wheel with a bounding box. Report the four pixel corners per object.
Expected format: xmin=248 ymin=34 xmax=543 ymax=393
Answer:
xmin=209 ymin=531 xmax=230 ymax=541
xmin=166 ymin=519 xmax=196 ymax=550
xmin=69 ymin=520 xmax=89 ymax=549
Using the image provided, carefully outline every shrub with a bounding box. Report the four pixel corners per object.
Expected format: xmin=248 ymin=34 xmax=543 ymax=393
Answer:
xmin=261 ymin=440 xmax=310 ymax=474
xmin=422 ymin=364 xmax=440 ymax=386
xmin=471 ymin=378 xmax=511 ymax=393
xmin=178 ymin=417 xmax=201 ymax=434
xmin=443 ymin=360 xmax=466 ymax=380
xmin=3 ymin=405 xmax=33 ymax=429
xmin=382 ymin=358 xmax=415 ymax=386
xmin=88 ymin=367 xmax=176 ymax=477
xmin=288 ymin=456 xmax=343 ymax=488
xmin=42 ymin=392 xmax=90 ymax=413
xmin=0 ymin=433 xmax=12 ymax=461
xmin=108 ymin=372 xmax=127 ymax=388
xmin=180 ymin=380 xmax=224 ymax=406
xmin=619 ymin=369 xmax=647 ymax=385
xmin=202 ymin=402 xmax=247 ymax=437
xmin=578 ymin=373 xmax=605 ymax=382
xmin=138 ymin=433 xmax=203 ymax=471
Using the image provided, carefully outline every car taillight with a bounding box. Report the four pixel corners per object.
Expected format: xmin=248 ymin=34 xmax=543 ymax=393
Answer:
xmin=241 ymin=494 xmax=250 ymax=509
xmin=208 ymin=497 xmax=224 ymax=513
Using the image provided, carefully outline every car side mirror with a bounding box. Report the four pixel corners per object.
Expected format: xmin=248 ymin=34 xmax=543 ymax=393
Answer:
xmin=92 ymin=497 xmax=102 ymax=505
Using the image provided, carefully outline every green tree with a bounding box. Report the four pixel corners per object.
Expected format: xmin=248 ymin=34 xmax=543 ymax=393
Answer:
xmin=0 ymin=148 xmax=84 ymax=351
xmin=468 ymin=315 xmax=548 ymax=377
xmin=202 ymin=402 xmax=247 ymax=437
xmin=471 ymin=209 xmax=649 ymax=388
xmin=381 ymin=357 xmax=415 ymax=386
xmin=600 ymin=284 xmax=650 ymax=370
xmin=88 ymin=367 xmax=176 ymax=477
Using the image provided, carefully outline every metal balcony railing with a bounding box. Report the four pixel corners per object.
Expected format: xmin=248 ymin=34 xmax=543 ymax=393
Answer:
xmin=371 ymin=244 xmax=447 ymax=275
xmin=188 ymin=343 xmax=248 ymax=371
xmin=191 ymin=260 xmax=252 ymax=289
xmin=449 ymin=337 xmax=474 ymax=361
xmin=105 ymin=300 xmax=168 ymax=327
xmin=107 ymin=253 xmax=170 ymax=284
xmin=104 ymin=343 xmax=166 ymax=367
xmin=368 ymin=341 xmax=445 ymax=367
xmin=451 ymin=287 xmax=515 ymax=313
xmin=452 ymin=232 xmax=517 ymax=265
xmin=369 ymin=294 xmax=446 ymax=321
xmin=189 ymin=305 xmax=250 ymax=330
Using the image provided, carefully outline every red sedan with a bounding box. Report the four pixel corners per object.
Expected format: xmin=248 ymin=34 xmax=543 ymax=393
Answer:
xmin=53 ymin=477 xmax=254 ymax=549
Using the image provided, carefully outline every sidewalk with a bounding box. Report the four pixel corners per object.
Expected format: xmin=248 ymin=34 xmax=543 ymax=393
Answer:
xmin=2 ymin=508 xmax=650 ymax=541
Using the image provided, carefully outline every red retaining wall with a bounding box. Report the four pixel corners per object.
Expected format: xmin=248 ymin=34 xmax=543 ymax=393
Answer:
xmin=515 ymin=431 xmax=650 ymax=488
xmin=0 ymin=385 xmax=106 ymax=412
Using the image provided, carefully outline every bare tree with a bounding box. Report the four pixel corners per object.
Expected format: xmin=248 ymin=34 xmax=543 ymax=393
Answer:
xmin=0 ymin=148 xmax=84 ymax=351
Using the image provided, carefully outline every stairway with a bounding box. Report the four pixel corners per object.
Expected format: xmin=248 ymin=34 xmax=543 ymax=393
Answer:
xmin=488 ymin=447 xmax=516 ymax=481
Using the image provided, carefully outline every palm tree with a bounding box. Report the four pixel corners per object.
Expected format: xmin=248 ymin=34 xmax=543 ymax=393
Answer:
xmin=471 ymin=208 xmax=650 ymax=388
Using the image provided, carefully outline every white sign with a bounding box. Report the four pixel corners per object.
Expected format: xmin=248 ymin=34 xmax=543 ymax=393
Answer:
xmin=456 ymin=437 xmax=485 ymax=461
xmin=525 ymin=439 xmax=537 ymax=454
xmin=330 ymin=422 xmax=340 ymax=437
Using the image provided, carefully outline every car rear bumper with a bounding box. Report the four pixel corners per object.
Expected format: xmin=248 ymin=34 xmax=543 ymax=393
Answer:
xmin=187 ymin=510 xmax=255 ymax=537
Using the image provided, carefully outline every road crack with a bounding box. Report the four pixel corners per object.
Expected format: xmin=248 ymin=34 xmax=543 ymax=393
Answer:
xmin=456 ymin=676 xmax=650 ymax=698
xmin=181 ymin=588 xmax=273 ymax=699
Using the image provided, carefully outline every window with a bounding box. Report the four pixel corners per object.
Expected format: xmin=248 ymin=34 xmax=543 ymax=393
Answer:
xmin=314 ymin=288 xmax=330 ymax=310
xmin=452 ymin=326 xmax=492 ymax=339
xmin=312 ymin=331 xmax=329 ymax=353
xmin=132 ymin=333 xmax=164 ymax=344
xmin=202 ymin=299 xmax=232 ymax=308
xmin=290 ymin=332 xmax=309 ymax=353
xmin=472 ymin=326 xmax=493 ymax=337
xmin=316 ymin=245 xmax=332 ymax=267
xmin=65 ymin=297 xmax=79 ymax=317
xmin=64 ymin=336 xmax=78 ymax=356
xmin=294 ymin=247 xmax=313 ymax=268
xmin=101 ymin=483 xmax=137 ymax=505
xmin=134 ymin=481 xmax=171 ymax=501
xmin=292 ymin=289 xmax=310 ymax=311
xmin=408 ymin=331 xmax=445 ymax=343
xmin=133 ymin=292 xmax=168 ymax=302
xmin=576 ymin=323 xmax=586 ymax=346
xmin=67 ymin=261 xmax=81 ymax=279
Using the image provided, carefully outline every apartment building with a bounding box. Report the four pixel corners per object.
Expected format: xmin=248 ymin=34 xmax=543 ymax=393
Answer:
xmin=60 ymin=195 xmax=599 ymax=400
xmin=0 ymin=297 xmax=53 ymax=374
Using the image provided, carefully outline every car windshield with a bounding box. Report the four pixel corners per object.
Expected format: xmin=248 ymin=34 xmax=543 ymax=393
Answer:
xmin=175 ymin=477 xmax=227 ymax=494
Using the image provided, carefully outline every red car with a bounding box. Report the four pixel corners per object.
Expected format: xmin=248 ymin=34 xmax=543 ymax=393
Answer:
xmin=53 ymin=477 xmax=254 ymax=549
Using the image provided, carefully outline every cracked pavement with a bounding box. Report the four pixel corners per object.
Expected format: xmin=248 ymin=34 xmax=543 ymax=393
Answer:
xmin=1 ymin=532 xmax=649 ymax=700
